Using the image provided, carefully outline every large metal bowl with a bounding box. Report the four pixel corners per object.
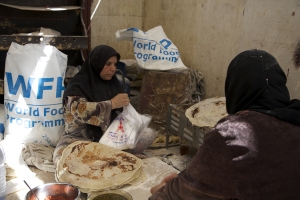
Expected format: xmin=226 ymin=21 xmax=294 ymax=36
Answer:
xmin=25 ymin=182 xmax=80 ymax=200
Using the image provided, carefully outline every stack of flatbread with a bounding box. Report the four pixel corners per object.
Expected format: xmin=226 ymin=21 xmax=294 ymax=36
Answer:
xmin=56 ymin=141 xmax=143 ymax=193
xmin=185 ymin=96 xmax=228 ymax=128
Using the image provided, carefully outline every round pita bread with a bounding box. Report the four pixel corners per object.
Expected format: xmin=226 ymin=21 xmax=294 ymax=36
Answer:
xmin=185 ymin=97 xmax=228 ymax=127
xmin=56 ymin=141 xmax=142 ymax=192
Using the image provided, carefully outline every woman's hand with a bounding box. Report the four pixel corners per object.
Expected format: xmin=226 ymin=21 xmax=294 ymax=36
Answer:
xmin=111 ymin=93 xmax=130 ymax=109
xmin=150 ymin=173 xmax=178 ymax=194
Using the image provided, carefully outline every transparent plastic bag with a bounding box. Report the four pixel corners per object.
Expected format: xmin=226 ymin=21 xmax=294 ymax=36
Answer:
xmin=99 ymin=104 xmax=151 ymax=150
xmin=130 ymin=127 xmax=157 ymax=154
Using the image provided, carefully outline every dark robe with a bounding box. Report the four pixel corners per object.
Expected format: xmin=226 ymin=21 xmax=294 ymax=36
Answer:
xmin=149 ymin=49 xmax=300 ymax=199
xmin=149 ymin=111 xmax=300 ymax=200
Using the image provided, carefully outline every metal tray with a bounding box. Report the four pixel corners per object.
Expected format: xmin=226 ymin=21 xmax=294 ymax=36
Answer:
xmin=166 ymin=104 xmax=211 ymax=149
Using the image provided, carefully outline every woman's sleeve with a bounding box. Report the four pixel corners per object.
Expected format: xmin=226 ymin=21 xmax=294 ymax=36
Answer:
xmin=66 ymin=96 xmax=112 ymax=131
xmin=149 ymin=128 xmax=238 ymax=200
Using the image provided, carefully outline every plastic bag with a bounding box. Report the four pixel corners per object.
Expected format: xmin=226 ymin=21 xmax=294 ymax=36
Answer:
xmin=116 ymin=25 xmax=187 ymax=71
xmin=129 ymin=127 xmax=157 ymax=154
xmin=99 ymin=104 xmax=151 ymax=150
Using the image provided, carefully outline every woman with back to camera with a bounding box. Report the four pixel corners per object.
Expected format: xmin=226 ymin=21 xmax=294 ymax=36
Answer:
xmin=149 ymin=49 xmax=300 ymax=200
xmin=53 ymin=45 xmax=130 ymax=164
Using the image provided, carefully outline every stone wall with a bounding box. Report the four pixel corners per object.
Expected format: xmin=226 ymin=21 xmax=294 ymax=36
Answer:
xmin=91 ymin=0 xmax=300 ymax=99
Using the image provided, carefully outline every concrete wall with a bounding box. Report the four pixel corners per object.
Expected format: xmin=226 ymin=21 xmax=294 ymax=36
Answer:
xmin=90 ymin=0 xmax=144 ymax=58
xmin=91 ymin=0 xmax=300 ymax=99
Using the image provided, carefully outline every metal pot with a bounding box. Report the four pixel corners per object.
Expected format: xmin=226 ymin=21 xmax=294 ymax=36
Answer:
xmin=25 ymin=182 xmax=80 ymax=200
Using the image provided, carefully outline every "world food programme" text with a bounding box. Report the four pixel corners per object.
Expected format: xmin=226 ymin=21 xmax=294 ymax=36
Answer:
xmin=133 ymin=39 xmax=180 ymax=62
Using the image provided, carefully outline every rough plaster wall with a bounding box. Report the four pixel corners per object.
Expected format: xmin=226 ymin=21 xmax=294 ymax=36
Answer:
xmin=143 ymin=0 xmax=300 ymax=99
xmin=236 ymin=1 xmax=300 ymax=99
xmin=91 ymin=0 xmax=300 ymax=99
xmin=90 ymin=0 xmax=144 ymax=58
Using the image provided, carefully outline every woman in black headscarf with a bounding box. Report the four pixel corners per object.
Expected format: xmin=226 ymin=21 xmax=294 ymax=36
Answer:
xmin=225 ymin=49 xmax=300 ymax=125
xmin=149 ymin=49 xmax=300 ymax=200
xmin=53 ymin=45 xmax=130 ymax=164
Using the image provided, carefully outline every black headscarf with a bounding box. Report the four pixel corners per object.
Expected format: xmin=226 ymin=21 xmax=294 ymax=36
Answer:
xmin=63 ymin=45 xmax=123 ymax=139
xmin=225 ymin=49 xmax=300 ymax=126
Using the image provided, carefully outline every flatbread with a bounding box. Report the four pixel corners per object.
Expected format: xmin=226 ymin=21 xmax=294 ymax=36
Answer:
xmin=56 ymin=141 xmax=142 ymax=192
xmin=185 ymin=97 xmax=228 ymax=127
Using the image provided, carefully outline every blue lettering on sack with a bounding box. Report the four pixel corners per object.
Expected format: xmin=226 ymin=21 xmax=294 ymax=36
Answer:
xmin=44 ymin=107 xmax=64 ymax=116
xmin=132 ymin=38 xmax=180 ymax=63
xmin=56 ymin=77 xmax=65 ymax=98
xmin=5 ymin=72 xmax=65 ymax=99
xmin=133 ymin=40 xmax=157 ymax=50
xmin=5 ymin=102 xmax=40 ymax=116
xmin=160 ymin=39 xmax=172 ymax=50
xmin=4 ymin=102 xmax=65 ymax=117
xmin=5 ymin=73 xmax=33 ymax=98
xmin=5 ymin=112 xmax=64 ymax=130
xmin=134 ymin=52 xmax=178 ymax=62
xmin=37 ymin=78 xmax=53 ymax=99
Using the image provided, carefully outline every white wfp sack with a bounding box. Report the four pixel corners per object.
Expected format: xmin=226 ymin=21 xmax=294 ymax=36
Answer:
xmin=116 ymin=25 xmax=187 ymax=71
xmin=99 ymin=104 xmax=151 ymax=150
xmin=4 ymin=42 xmax=67 ymax=147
